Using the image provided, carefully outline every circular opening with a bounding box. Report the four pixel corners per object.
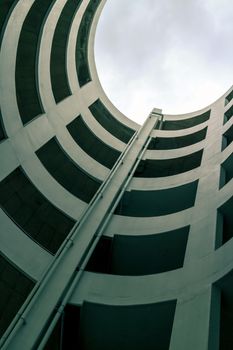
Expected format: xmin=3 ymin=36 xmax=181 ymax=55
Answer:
xmin=95 ymin=0 xmax=233 ymax=124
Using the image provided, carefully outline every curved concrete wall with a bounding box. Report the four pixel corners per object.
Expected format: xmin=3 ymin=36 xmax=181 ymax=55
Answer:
xmin=0 ymin=1 xmax=233 ymax=349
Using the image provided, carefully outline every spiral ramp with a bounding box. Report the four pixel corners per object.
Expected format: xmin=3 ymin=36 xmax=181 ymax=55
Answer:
xmin=0 ymin=1 xmax=233 ymax=349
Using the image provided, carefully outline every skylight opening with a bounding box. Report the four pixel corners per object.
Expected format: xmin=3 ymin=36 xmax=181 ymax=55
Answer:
xmin=95 ymin=0 xmax=233 ymax=124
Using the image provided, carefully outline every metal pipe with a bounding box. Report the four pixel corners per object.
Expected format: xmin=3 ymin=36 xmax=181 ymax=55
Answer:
xmin=2 ymin=113 xmax=158 ymax=349
xmin=35 ymin=130 xmax=154 ymax=350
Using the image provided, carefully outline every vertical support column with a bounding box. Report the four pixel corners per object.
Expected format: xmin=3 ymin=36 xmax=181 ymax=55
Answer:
xmin=177 ymin=101 xmax=223 ymax=350
xmin=169 ymin=285 xmax=220 ymax=350
xmin=2 ymin=113 xmax=158 ymax=350
xmin=184 ymin=99 xmax=225 ymax=263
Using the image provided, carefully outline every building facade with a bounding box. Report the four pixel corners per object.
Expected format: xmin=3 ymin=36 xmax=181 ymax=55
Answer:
xmin=0 ymin=0 xmax=233 ymax=349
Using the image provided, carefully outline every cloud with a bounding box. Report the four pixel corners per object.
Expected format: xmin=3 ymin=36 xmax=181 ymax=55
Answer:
xmin=95 ymin=0 xmax=233 ymax=124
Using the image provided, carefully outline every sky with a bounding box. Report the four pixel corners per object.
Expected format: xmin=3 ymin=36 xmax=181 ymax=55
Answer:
xmin=95 ymin=0 xmax=233 ymax=124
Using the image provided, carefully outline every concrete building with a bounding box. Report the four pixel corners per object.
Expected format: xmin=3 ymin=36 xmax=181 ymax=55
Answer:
xmin=0 ymin=0 xmax=233 ymax=349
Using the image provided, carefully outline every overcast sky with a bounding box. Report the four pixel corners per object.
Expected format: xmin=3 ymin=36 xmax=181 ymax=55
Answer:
xmin=95 ymin=0 xmax=233 ymax=124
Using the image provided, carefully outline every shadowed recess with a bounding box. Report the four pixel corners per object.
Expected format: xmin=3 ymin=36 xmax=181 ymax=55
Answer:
xmin=61 ymin=305 xmax=82 ymax=350
xmin=224 ymin=105 xmax=233 ymax=124
xmin=0 ymin=109 xmax=6 ymax=141
xmin=89 ymin=99 xmax=135 ymax=143
xmin=222 ymin=123 xmax=233 ymax=150
xmin=0 ymin=167 xmax=75 ymax=254
xmin=85 ymin=236 xmax=112 ymax=274
xmin=15 ymin=0 xmax=53 ymax=124
xmin=0 ymin=0 xmax=19 ymax=46
xmin=134 ymin=150 xmax=203 ymax=178
xmin=219 ymin=153 xmax=233 ymax=189
xmin=44 ymin=317 xmax=63 ymax=350
xmin=36 ymin=137 xmax=101 ymax=202
xmin=162 ymin=110 xmax=210 ymax=130
xmin=148 ymin=127 xmax=207 ymax=150
xmin=225 ymin=90 xmax=233 ymax=106
xmin=50 ymin=0 xmax=82 ymax=103
xmin=115 ymin=180 xmax=198 ymax=217
xmin=43 ymin=305 xmax=82 ymax=349
xmin=0 ymin=253 xmax=35 ymax=337
xmin=79 ymin=300 xmax=177 ymax=350
xmin=67 ymin=115 xmax=121 ymax=168
xmin=86 ymin=226 xmax=189 ymax=275
xmin=111 ymin=227 xmax=189 ymax=275
xmin=220 ymin=292 xmax=233 ymax=350
xmin=216 ymin=195 xmax=233 ymax=248
xmin=76 ymin=0 xmax=101 ymax=87
xmin=215 ymin=269 xmax=233 ymax=350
